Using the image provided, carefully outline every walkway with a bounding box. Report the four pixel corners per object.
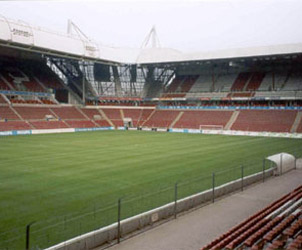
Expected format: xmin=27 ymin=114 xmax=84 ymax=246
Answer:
xmin=107 ymin=168 xmax=302 ymax=250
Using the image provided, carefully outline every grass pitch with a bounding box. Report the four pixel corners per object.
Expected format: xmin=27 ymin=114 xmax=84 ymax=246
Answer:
xmin=0 ymin=131 xmax=301 ymax=249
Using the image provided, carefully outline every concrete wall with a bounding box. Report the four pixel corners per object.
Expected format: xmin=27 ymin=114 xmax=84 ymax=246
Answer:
xmin=46 ymin=168 xmax=274 ymax=250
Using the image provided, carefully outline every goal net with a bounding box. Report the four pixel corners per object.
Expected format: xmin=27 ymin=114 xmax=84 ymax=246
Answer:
xmin=199 ymin=125 xmax=224 ymax=131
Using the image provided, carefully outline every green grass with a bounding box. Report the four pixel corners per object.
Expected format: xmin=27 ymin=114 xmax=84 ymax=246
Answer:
xmin=0 ymin=131 xmax=301 ymax=249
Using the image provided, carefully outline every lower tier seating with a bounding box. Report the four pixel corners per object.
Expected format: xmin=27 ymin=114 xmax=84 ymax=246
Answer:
xmin=51 ymin=107 xmax=85 ymax=120
xmin=0 ymin=121 xmax=31 ymax=131
xmin=296 ymin=120 xmax=302 ymax=133
xmin=137 ymin=109 xmax=154 ymax=126
xmin=0 ymin=106 xmax=300 ymax=134
xmin=65 ymin=120 xmax=96 ymax=128
xmin=231 ymin=110 xmax=297 ymax=133
xmin=122 ymin=109 xmax=143 ymax=127
xmin=95 ymin=120 xmax=111 ymax=127
xmin=0 ymin=106 xmax=20 ymax=120
xmin=14 ymin=107 xmax=53 ymax=120
xmin=144 ymin=110 xmax=180 ymax=128
xmin=81 ymin=108 xmax=102 ymax=119
xmin=201 ymin=185 xmax=302 ymax=250
xmin=174 ymin=111 xmax=233 ymax=129
xmin=30 ymin=121 xmax=68 ymax=129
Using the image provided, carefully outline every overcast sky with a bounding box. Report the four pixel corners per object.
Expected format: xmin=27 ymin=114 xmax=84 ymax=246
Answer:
xmin=1 ymin=0 xmax=301 ymax=52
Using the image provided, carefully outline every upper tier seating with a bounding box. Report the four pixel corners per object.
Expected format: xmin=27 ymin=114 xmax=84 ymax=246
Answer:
xmin=0 ymin=76 xmax=12 ymax=90
xmin=143 ymin=110 xmax=180 ymax=128
xmin=0 ymin=106 xmax=20 ymax=120
xmin=166 ymin=76 xmax=185 ymax=93
xmin=33 ymin=69 xmax=64 ymax=90
xmin=245 ymin=72 xmax=266 ymax=91
xmin=258 ymin=72 xmax=273 ymax=91
xmin=180 ymin=75 xmax=199 ymax=93
xmin=14 ymin=107 xmax=53 ymax=120
xmin=21 ymin=77 xmax=45 ymax=92
xmin=174 ymin=110 xmax=233 ymax=129
xmin=186 ymin=92 xmax=228 ymax=99
xmin=30 ymin=121 xmax=68 ymax=129
xmin=41 ymin=99 xmax=56 ymax=105
xmin=51 ymin=107 xmax=85 ymax=120
xmin=214 ymin=73 xmax=238 ymax=92
xmin=1 ymin=71 xmax=17 ymax=90
xmin=231 ymin=72 xmax=251 ymax=91
xmin=231 ymin=110 xmax=297 ymax=132
xmin=0 ymin=121 xmax=31 ymax=131
xmin=189 ymin=75 xmax=213 ymax=93
xmin=201 ymin=185 xmax=302 ymax=250
xmin=284 ymin=72 xmax=302 ymax=91
xmin=229 ymin=92 xmax=255 ymax=98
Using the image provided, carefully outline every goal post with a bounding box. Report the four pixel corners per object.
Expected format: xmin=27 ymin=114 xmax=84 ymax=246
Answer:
xmin=199 ymin=125 xmax=224 ymax=131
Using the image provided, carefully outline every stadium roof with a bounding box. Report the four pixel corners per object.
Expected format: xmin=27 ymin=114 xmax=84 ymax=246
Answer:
xmin=1 ymin=15 xmax=302 ymax=65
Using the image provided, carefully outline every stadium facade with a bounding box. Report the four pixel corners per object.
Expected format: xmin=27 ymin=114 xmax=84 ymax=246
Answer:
xmin=0 ymin=15 xmax=302 ymax=134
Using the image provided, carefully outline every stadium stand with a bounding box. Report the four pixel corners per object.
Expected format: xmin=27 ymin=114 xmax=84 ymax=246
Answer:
xmin=189 ymin=75 xmax=213 ymax=93
xmin=0 ymin=75 xmax=12 ymax=90
xmin=13 ymin=107 xmax=54 ymax=120
xmin=31 ymin=64 xmax=65 ymax=90
xmin=30 ymin=121 xmax=68 ymax=129
xmin=137 ymin=109 xmax=154 ymax=126
xmin=143 ymin=110 xmax=180 ymax=128
xmin=0 ymin=94 xmax=8 ymax=104
xmin=21 ymin=76 xmax=45 ymax=93
xmin=122 ymin=108 xmax=142 ymax=127
xmin=231 ymin=72 xmax=252 ymax=91
xmin=214 ymin=73 xmax=238 ymax=92
xmin=296 ymin=119 xmax=302 ymax=133
xmin=95 ymin=120 xmax=111 ymax=127
xmin=201 ymin=185 xmax=302 ymax=250
xmin=101 ymin=108 xmax=123 ymax=127
xmin=0 ymin=121 xmax=31 ymax=131
xmin=65 ymin=120 xmax=95 ymax=128
xmin=231 ymin=110 xmax=297 ymax=133
xmin=81 ymin=108 xmax=102 ymax=120
xmin=0 ymin=106 xmax=20 ymax=120
xmin=245 ymin=72 xmax=266 ymax=91
xmin=180 ymin=75 xmax=199 ymax=93
xmin=50 ymin=107 xmax=85 ymax=120
xmin=165 ymin=75 xmax=185 ymax=93
xmin=284 ymin=71 xmax=302 ymax=91
xmin=173 ymin=110 xmax=233 ymax=129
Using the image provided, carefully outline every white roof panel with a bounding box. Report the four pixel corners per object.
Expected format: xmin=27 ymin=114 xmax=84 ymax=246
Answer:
xmin=0 ymin=16 xmax=301 ymax=65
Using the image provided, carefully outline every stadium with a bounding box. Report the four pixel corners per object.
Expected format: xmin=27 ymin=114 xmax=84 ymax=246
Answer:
xmin=0 ymin=1 xmax=302 ymax=250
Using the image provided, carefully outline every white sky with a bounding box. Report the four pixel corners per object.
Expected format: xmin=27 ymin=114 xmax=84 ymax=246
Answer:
xmin=1 ymin=0 xmax=302 ymax=52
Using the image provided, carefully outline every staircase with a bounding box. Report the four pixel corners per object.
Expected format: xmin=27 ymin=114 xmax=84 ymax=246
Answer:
xmin=141 ymin=109 xmax=156 ymax=127
xmin=170 ymin=112 xmax=184 ymax=128
xmin=225 ymin=110 xmax=240 ymax=130
xmin=98 ymin=109 xmax=115 ymax=127
xmin=290 ymin=111 xmax=302 ymax=133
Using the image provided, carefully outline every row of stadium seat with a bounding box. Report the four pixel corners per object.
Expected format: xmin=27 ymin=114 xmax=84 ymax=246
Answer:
xmin=0 ymin=61 xmax=65 ymax=93
xmin=163 ymin=70 xmax=302 ymax=97
xmin=201 ymin=185 xmax=302 ymax=250
xmin=0 ymin=105 xmax=301 ymax=133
